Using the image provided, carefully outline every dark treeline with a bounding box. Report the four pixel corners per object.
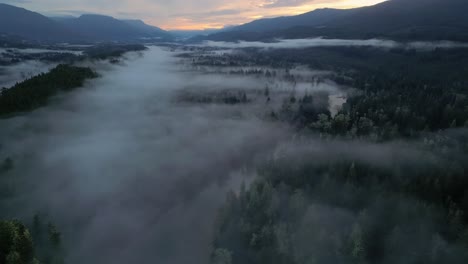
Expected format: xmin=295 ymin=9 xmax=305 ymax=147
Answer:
xmin=0 ymin=51 xmax=80 ymax=66
xmin=0 ymin=64 xmax=97 ymax=117
xmin=83 ymin=44 xmax=147 ymax=60
xmin=0 ymin=44 xmax=147 ymax=67
xmin=177 ymin=89 xmax=250 ymax=105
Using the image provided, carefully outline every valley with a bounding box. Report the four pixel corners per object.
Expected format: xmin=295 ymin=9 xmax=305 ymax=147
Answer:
xmin=1 ymin=1 xmax=468 ymax=264
xmin=0 ymin=41 xmax=468 ymax=263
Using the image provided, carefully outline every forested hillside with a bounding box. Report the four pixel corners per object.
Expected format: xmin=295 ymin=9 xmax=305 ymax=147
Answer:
xmin=0 ymin=65 xmax=97 ymax=116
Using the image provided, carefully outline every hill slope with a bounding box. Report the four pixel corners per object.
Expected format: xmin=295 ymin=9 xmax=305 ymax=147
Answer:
xmin=60 ymin=15 xmax=173 ymax=41
xmin=328 ymin=0 xmax=468 ymax=40
xmin=122 ymin=20 xmax=167 ymax=35
xmin=233 ymin=8 xmax=355 ymax=32
xmin=0 ymin=3 xmax=78 ymax=42
xmin=201 ymin=0 xmax=468 ymax=41
xmin=0 ymin=4 xmax=173 ymax=43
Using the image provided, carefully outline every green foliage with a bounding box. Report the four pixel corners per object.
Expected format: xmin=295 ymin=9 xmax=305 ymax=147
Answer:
xmin=0 ymin=220 xmax=35 ymax=264
xmin=0 ymin=216 xmax=65 ymax=264
xmin=0 ymin=64 xmax=97 ymax=117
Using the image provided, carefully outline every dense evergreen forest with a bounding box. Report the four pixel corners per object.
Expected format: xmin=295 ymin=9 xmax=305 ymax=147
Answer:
xmin=210 ymin=47 xmax=468 ymax=264
xmin=0 ymin=64 xmax=97 ymax=117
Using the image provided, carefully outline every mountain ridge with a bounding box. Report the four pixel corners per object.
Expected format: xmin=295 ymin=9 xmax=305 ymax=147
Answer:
xmin=0 ymin=4 xmax=172 ymax=43
xmin=0 ymin=3 xmax=80 ymax=42
xmin=198 ymin=0 xmax=468 ymax=42
xmin=232 ymin=8 xmax=357 ymax=33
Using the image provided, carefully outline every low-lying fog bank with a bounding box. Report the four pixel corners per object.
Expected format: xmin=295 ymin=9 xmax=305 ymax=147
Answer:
xmin=0 ymin=45 xmax=350 ymax=263
xmin=201 ymin=38 xmax=468 ymax=50
xmin=0 ymin=47 xmax=293 ymax=264
xmin=0 ymin=60 xmax=56 ymax=87
xmin=0 ymin=47 xmax=85 ymax=87
xmin=2 ymin=45 xmax=461 ymax=264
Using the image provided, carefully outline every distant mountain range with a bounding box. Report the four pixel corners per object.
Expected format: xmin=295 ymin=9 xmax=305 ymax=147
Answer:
xmin=0 ymin=3 xmax=78 ymax=42
xmin=234 ymin=8 xmax=354 ymax=33
xmin=56 ymin=15 xmax=172 ymax=41
xmin=2 ymin=0 xmax=468 ymax=44
xmin=196 ymin=0 xmax=468 ymax=42
xmin=0 ymin=3 xmax=173 ymax=43
xmin=169 ymin=29 xmax=228 ymax=40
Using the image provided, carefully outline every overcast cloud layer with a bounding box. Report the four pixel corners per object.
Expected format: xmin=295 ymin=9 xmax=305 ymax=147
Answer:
xmin=4 ymin=0 xmax=386 ymax=29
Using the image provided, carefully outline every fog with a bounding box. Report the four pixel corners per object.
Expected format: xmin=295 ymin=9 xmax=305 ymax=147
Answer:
xmin=0 ymin=46 xmax=464 ymax=264
xmin=0 ymin=47 xmax=291 ymax=264
xmin=0 ymin=60 xmax=56 ymax=87
xmin=202 ymin=38 xmax=468 ymax=50
xmin=0 ymin=47 xmax=84 ymax=87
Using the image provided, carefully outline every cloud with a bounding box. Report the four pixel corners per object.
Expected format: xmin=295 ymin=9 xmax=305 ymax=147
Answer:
xmin=0 ymin=60 xmax=55 ymax=88
xmin=0 ymin=48 xmax=82 ymax=88
xmin=175 ymin=9 xmax=240 ymax=17
xmin=172 ymin=8 xmax=244 ymax=20
xmin=0 ymin=0 xmax=31 ymax=3
xmin=262 ymin=0 xmax=314 ymax=8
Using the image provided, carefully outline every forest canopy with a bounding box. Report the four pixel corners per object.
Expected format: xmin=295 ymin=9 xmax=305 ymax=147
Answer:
xmin=0 ymin=64 xmax=97 ymax=117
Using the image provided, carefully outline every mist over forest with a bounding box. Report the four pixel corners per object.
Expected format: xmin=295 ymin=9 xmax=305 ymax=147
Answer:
xmin=0 ymin=42 xmax=467 ymax=264
xmin=1 ymin=1 xmax=468 ymax=264
xmin=0 ymin=47 xmax=290 ymax=263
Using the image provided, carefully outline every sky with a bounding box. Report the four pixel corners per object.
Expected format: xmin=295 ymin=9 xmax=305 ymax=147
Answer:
xmin=3 ymin=0 xmax=386 ymax=30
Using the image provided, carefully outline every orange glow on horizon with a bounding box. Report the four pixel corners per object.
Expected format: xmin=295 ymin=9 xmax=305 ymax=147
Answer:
xmin=18 ymin=0 xmax=387 ymax=31
xmin=156 ymin=17 xmax=226 ymax=31
xmin=153 ymin=0 xmax=386 ymax=30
